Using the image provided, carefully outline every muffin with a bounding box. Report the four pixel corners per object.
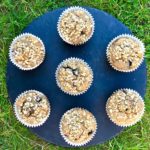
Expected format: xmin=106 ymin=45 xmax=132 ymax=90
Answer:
xmin=55 ymin=58 xmax=93 ymax=95
xmin=57 ymin=6 xmax=95 ymax=45
xmin=107 ymin=34 xmax=145 ymax=72
xmin=9 ymin=33 xmax=45 ymax=70
xmin=60 ymin=108 xmax=97 ymax=146
xmin=14 ymin=90 xmax=50 ymax=127
xmin=106 ymin=89 xmax=145 ymax=127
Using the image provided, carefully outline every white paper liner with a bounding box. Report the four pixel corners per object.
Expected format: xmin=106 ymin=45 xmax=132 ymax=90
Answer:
xmin=55 ymin=57 xmax=94 ymax=96
xmin=13 ymin=90 xmax=51 ymax=128
xmin=57 ymin=6 xmax=95 ymax=45
xmin=106 ymin=88 xmax=145 ymax=127
xmin=106 ymin=34 xmax=145 ymax=72
xmin=59 ymin=107 xmax=97 ymax=146
xmin=9 ymin=33 xmax=46 ymax=71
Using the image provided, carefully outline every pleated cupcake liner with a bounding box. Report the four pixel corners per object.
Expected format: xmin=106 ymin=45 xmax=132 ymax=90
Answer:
xmin=106 ymin=88 xmax=145 ymax=127
xmin=9 ymin=33 xmax=46 ymax=71
xmin=106 ymin=34 xmax=145 ymax=72
xmin=55 ymin=57 xmax=94 ymax=96
xmin=13 ymin=90 xmax=51 ymax=128
xmin=59 ymin=107 xmax=97 ymax=146
xmin=57 ymin=6 xmax=95 ymax=45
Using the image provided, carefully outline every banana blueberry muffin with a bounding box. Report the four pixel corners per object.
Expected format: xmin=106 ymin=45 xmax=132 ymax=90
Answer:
xmin=14 ymin=90 xmax=50 ymax=127
xmin=58 ymin=7 xmax=94 ymax=45
xmin=106 ymin=89 xmax=145 ymax=127
xmin=60 ymin=108 xmax=97 ymax=146
xmin=10 ymin=33 xmax=45 ymax=70
xmin=56 ymin=58 xmax=93 ymax=95
xmin=107 ymin=35 xmax=144 ymax=72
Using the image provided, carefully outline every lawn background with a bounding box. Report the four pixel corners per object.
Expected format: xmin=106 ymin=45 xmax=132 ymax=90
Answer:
xmin=0 ymin=0 xmax=150 ymax=150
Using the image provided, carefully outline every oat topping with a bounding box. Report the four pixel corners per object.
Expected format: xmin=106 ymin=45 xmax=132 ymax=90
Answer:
xmin=11 ymin=34 xmax=45 ymax=69
xmin=15 ymin=91 xmax=50 ymax=125
xmin=61 ymin=108 xmax=97 ymax=143
xmin=108 ymin=37 xmax=144 ymax=71
xmin=106 ymin=89 xmax=144 ymax=126
xmin=59 ymin=8 xmax=94 ymax=45
xmin=56 ymin=58 xmax=93 ymax=95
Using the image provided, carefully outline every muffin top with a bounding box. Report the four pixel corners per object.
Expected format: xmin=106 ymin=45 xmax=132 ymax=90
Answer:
xmin=10 ymin=34 xmax=45 ymax=70
xmin=60 ymin=108 xmax=97 ymax=144
xmin=107 ymin=36 xmax=144 ymax=71
xmin=106 ymin=89 xmax=144 ymax=126
xmin=15 ymin=90 xmax=50 ymax=126
xmin=56 ymin=58 xmax=93 ymax=95
xmin=58 ymin=8 xmax=94 ymax=45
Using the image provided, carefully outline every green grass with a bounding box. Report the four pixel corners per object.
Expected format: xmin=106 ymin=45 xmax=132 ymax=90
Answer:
xmin=0 ymin=0 xmax=150 ymax=150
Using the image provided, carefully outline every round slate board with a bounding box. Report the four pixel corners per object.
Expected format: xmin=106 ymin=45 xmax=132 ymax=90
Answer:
xmin=6 ymin=7 xmax=147 ymax=147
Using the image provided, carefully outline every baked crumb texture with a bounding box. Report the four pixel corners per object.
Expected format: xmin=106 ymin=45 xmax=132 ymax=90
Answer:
xmin=14 ymin=90 xmax=50 ymax=127
xmin=58 ymin=7 xmax=94 ymax=45
xmin=56 ymin=58 xmax=93 ymax=95
xmin=60 ymin=108 xmax=97 ymax=146
xmin=10 ymin=33 xmax=45 ymax=70
xmin=107 ymin=34 xmax=144 ymax=72
xmin=106 ymin=89 xmax=145 ymax=127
